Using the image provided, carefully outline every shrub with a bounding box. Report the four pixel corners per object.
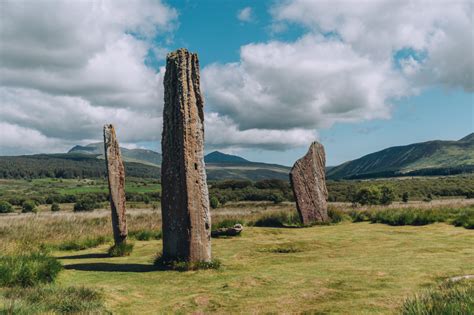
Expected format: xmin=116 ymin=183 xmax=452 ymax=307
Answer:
xmin=73 ymin=197 xmax=97 ymax=212
xmin=269 ymin=192 xmax=285 ymax=204
xmin=21 ymin=200 xmax=37 ymax=213
xmin=58 ymin=236 xmax=108 ymax=251
xmin=50 ymin=203 xmax=60 ymax=212
xmin=380 ymin=186 xmax=395 ymax=205
xmin=451 ymin=210 xmax=474 ymax=229
xmin=108 ymin=242 xmax=134 ymax=257
xmin=0 ymin=252 xmax=62 ymax=287
xmin=212 ymin=218 xmax=243 ymax=230
xmin=4 ymin=285 xmax=107 ymax=313
xmin=402 ymin=192 xmax=409 ymax=203
xmin=328 ymin=208 xmax=347 ymax=223
xmin=401 ymin=280 xmax=473 ymax=315
xmin=353 ymin=187 xmax=381 ymax=205
xmin=210 ymin=196 xmax=220 ymax=209
xmin=0 ymin=200 xmax=13 ymax=213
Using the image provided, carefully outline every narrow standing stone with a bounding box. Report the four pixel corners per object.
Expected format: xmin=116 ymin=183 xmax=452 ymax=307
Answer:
xmin=161 ymin=48 xmax=211 ymax=262
xmin=290 ymin=141 xmax=329 ymax=225
xmin=103 ymin=124 xmax=128 ymax=245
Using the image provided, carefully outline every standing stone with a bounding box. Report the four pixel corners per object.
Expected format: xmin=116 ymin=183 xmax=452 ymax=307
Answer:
xmin=161 ymin=48 xmax=211 ymax=263
xmin=290 ymin=141 xmax=329 ymax=225
xmin=103 ymin=124 xmax=128 ymax=245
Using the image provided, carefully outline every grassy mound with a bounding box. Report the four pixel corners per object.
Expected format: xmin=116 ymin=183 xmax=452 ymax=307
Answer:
xmin=154 ymin=254 xmax=221 ymax=271
xmin=3 ymin=285 xmax=107 ymax=314
xmin=402 ymin=279 xmax=474 ymax=314
xmin=108 ymin=242 xmax=134 ymax=257
xmin=0 ymin=252 xmax=62 ymax=287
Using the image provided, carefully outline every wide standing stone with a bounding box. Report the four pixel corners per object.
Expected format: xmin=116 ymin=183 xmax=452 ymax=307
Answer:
xmin=103 ymin=124 xmax=128 ymax=245
xmin=161 ymin=48 xmax=211 ymax=262
xmin=290 ymin=141 xmax=329 ymax=225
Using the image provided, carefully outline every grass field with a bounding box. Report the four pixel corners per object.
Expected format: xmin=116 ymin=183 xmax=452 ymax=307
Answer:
xmin=1 ymin=202 xmax=473 ymax=314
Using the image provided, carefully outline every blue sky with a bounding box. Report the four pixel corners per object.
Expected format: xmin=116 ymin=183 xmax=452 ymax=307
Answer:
xmin=0 ymin=0 xmax=472 ymax=166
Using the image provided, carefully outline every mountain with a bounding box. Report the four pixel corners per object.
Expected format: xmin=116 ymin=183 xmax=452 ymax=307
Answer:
xmin=204 ymin=151 xmax=249 ymax=163
xmin=327 ymin=133 xmax=474 ymax=179
xmin=68 ymin=143 xmax=162 ymax=166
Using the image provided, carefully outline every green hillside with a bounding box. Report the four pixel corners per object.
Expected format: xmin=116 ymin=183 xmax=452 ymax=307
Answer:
xmin=327 ymin=133 xmax=474 ymax=179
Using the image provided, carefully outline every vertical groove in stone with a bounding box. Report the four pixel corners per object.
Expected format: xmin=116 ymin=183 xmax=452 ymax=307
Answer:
xmin=103 ymin=124 xmax=128 ymax=245
xmin=161 ymin=48 xmax=211 ymax=262
xmin=290 ymin=141 xmax=329 ymax=225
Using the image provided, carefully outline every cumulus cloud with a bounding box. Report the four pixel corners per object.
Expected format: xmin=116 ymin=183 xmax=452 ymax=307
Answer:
xmin=237 ymin=7 xmax=254 ymax=23
xmin=0 ymin=0 xmax=175 ymax=155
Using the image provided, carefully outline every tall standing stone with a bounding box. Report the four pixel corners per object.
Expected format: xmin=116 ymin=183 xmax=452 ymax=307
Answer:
xmin=103 ymin=124 xmax=128 ymax=246
xmin=290 ymin=141 xmax=329 ymax=225
xmin=161 ymin=48 xmax=211 ymax=263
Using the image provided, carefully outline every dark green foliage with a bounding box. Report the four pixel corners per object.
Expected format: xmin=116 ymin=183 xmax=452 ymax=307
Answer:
xmin=353 ymin=187 xmax=381 ymax=205
xmin=73 ymin=197 xmax=98 ymax=212
xmin=50 ymin=203 xmax=60 ymax=212
xmin=108 ymin=242 xmax=134 ymax=257
xmin=254 ymin=179 xmax=290 ymax=190
xmin=213 ymin=180 xmax=253 ymax=190
xmin=380 ymin=186 xmax=395 ymax=205
xmin=212 ymin=218 xmax=243 ymax=230
xmin=210 ymin=195 xmax=220 ymax=209
xmin=58 ymin=236 xmax=108 ymax=251
xmin=3 ymin=285 xmax=107 ymax=313
xmin=0 ymin=252 xmax=62 ymax=287
xmin=129 ymin=229 xmax=162 ymax=241
xmin=251 ymin=211 xmax=301 ymax=227
xmin=402 ymin=192 xmax=409 ymax=203
xmin=327 ymin=208 xmax=347 ymax=223
xmin=401 ymin=280 xmax=473 ymax=315
xmin=21 ymin=200 xmax=37 ymax=213
xmin=154 ymin=255 xmax=221 ymax=271
xmin=0 ymin=201 xmax=13 ymax=213
xmin=350 ymin=206 xmax=474 ymax=229
xmin=269 ymin=192 xmax=284 ymax=204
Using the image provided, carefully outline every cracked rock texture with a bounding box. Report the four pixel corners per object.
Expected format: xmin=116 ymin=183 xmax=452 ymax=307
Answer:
xmin=290 ymin=141 xmax=329 ymax=225
xmin=161 ymin=48 xmax=211 ymax=262
xmin=104 ymin=124 xmax=128 ymax=245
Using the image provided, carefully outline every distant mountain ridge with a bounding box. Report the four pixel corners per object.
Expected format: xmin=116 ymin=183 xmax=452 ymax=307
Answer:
xmin=327 ymin=133 xmax=474 ymax=179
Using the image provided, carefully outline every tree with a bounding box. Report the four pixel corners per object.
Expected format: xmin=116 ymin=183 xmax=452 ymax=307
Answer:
xmin=22 ymin=200 xmax=37 ymax=213
xmin=354 ymin=187 xmax=381 ymax=205
xmin=0 ymin=201 xmax=13 ymax=213
xmin=402 ymin=192 xmax=409 ymax=203
xmin=73 ymin=197 xmax=97 ymax=212
xmin=380 ymin=186 xmax=395 ymax=205
xmin=209 ymin=196 xmax=220 ymax=209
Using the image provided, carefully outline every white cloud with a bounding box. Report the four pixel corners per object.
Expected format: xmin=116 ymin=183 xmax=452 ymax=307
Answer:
xmin=0 ymin=0 xmax=175 ymax=155
xmin=237 ymin=7 xmax=254 ymax=23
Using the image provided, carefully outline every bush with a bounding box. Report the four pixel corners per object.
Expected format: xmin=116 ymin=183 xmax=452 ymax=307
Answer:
xmin=21 ymin=200 xmax=37 ymax=213
xmin=0 ymin=200 xmax=13 ymax=213
xmin=269 ymin=192 xmax=285 ymax=204
xmin=380 ymin=186 xmax=395 ymax=205
xmin=4 ymin=285 xmax=107 ymax=313
xmin=50 ymin=203 xmax=60 ymax=212
xmin=108 ymin=242 xmax=134 ymax=257
xmin=401 ymin=280 xmax=473 ymax=315
xmin=58 ymin=236 xmax=108 ymax=251
xmin=73 ymin=197 xmax=97 ymax=212
xmin=0 ymin=252 xmax=62 ymax=287
xmin=209 ymin=196 xmax=220 ymax=209
xmin=353 ymin=187 xmax=381 ymax=205
xmin=451 ymin=210 xmax=474 ymax=229
xmin=402 ymin=192 xmax=409 ymax=203
xmin=212 ymin=218 xmax=243 ymax=230
xmin=328 ymin=208 xmax=347 ymax=223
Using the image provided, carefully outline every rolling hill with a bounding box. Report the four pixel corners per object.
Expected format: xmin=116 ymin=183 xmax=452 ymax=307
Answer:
xmin=327 ymin=133 xmax=474 ymax=179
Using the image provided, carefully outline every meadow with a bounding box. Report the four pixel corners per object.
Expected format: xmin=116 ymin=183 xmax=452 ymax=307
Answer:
xmin=0 ymin=198 xmax=473 ymax=313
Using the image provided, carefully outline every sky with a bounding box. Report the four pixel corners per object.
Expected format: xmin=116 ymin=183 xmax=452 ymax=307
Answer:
xmin=0 ymin=0 xmax=473 ymax=166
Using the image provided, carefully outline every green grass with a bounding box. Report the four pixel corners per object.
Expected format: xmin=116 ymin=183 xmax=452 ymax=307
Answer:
xmin=0 ymin=253 xmax=62 ymax=287
xmin=402 ymin=279 xmax=473 ymax=314
xmin=2 ymin=285 xmax=107 ymax=314
xmin=57 ymin=236 xmax=109 ymax=251
xmin=108 ymin=242 xmax=134 ymax=257
xmin=19 ymin=222 xmax=470 ymax=313
xmin=129 ymin=229 xmax=162 ymax=241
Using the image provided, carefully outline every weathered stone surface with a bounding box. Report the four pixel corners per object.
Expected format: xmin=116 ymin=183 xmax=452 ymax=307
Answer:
xmin=103 ymin=124 xmax=128 ymax=245
xmin=211 ymin=224 xmax=243 ymax=238
xmin=290 ymin=141 xmax=329 ymax=225
xmin=161 ymin=48 xmax=211 ymax=262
